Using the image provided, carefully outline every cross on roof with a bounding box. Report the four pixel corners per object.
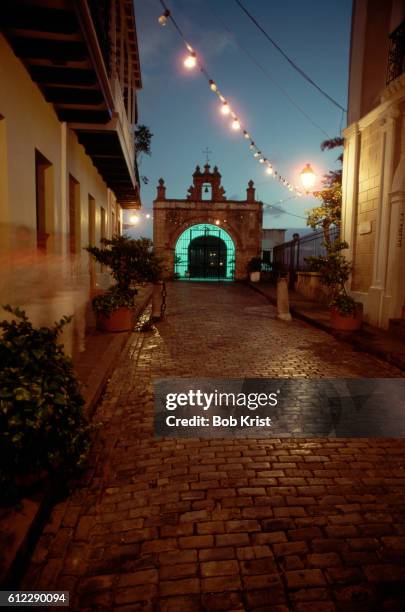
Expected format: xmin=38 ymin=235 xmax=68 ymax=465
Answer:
xmin=202 ymin=147 xmax=212 ymax=164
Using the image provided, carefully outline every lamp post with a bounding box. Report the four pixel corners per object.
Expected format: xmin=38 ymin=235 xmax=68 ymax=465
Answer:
xmin=300 ymin=163 xmax=316 ymax=193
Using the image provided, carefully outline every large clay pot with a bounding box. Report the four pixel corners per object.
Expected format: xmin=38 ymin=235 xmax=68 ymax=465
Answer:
xmin=249 ymin=271 xmax=261 ymax=283
xmin=330 ymin=303 xmax=363 ymax=331
xmin=97 ymin=307 xmax=133 ymax=332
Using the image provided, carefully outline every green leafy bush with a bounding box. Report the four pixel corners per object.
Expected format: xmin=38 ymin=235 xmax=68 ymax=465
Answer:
xmin=0 ymin=306 xmax=91 ymax=500
xmin=92 ymin=286 xmax=137 ymax=317
xmin=247 ymin=257 xmax=262 ymax=273
xmin=306 ymin=239 xmax=356 ymax=316
xmin=86 ymin=235 xmax=162 ymax=315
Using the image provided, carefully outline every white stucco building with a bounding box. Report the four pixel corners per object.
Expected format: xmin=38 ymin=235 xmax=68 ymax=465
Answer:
xmin=0 ymin=0 xmax=142 ymax=353
xmin=342 ymin=0 xmax=405 ymax=329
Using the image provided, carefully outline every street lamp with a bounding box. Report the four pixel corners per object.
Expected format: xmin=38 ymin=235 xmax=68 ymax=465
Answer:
xmin=300 ymin=163 xmax=316 ymax=192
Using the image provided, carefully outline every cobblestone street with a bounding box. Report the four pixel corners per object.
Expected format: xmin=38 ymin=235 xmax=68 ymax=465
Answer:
xmin=23 ymin=283 xmax=405 ymax=611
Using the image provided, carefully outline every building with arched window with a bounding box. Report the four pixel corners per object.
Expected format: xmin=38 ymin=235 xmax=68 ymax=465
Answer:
xmin=153 ymin=164 xmax=263 ymax=280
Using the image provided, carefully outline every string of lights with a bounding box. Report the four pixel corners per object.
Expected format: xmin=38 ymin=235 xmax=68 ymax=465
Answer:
xmin=158 ymin=0 xmax=304 ymax=196
xmin=203 ymin=1 xmax=332 ymax=139
xmin=234 ymin=0 xmax=347 ymax=114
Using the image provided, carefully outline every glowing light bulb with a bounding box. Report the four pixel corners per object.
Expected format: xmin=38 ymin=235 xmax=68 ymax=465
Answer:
xmin=184 ymin=51 xmax=197 ymax=69
xmin=259 ymin=158 xmax=264 ymax=163
xmin=129 ymin=215 xmax=139 ymax=224
xmin=231 ymin=118 xmax=240 ymax=130
xmin=249 ymin=142 xmax=255 ymax=150
xmin=243 ymin=131 xmax=250 ymax=139
xmin=158 ymin=9 xmax=170 ymax=25
xmin=254 ymin=151 xmax=261 ymax=158
xmin=215 ymin=219 xmax=220 ymax=225
xmin=300 ymin=163 xmax=316 ymax=192
xmin=221 ymin=102 xmax=230 ymax=115
xmin=209 ymin=79 xmax=217 ymax=91
xmin=146 ymin=213 xmax=151 ymax=219
xmin=266 ymin=165 xmax=273 ymax=175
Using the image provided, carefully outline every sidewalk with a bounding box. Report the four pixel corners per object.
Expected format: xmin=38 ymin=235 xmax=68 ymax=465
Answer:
xmin=249 ymin=281 xmax=405 ymax=372
xmin=75 ymin=284 xmax=153 ymax=416
xmin=0 ymin=284 xmax=152 ymax=588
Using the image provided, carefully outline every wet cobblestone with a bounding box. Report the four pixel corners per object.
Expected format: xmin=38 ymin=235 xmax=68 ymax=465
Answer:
xmin=23 ymin=283 xmax=405 ymax=610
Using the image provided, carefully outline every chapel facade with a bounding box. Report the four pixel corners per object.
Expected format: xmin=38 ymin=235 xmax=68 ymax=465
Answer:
xmin=153 ymin=164 xmax=263 ymax=281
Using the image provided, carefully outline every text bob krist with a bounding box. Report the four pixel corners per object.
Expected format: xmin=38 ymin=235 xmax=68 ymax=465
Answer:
xmin=164 ymin=389 xmax=278 ymax=428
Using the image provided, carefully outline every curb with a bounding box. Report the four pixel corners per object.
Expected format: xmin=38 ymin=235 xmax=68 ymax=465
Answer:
xmin=247 ymin=282 xmax=405 ymax=372
xmin=0 ymin=288 xmax=153 ymax=588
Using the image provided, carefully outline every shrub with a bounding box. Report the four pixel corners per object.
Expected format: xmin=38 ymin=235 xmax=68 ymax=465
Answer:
xmin=0 ymin=306 xmax=91 ymax=501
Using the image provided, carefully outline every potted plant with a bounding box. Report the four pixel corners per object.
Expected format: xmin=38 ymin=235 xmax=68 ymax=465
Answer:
xmin=0 ymin=306 xmax=90 ymax=502
xmin=86 ymin=235 xmax=162 ymax=332
xmin=307 ymin=240 xmax=363 ymax=331
xmin=247 ymin=257 xmax=262 ymax=282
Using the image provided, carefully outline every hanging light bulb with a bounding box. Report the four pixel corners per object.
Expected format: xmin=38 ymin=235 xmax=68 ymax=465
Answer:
xmin=300 ymin=163 xmax=316 ymax=192
xmin=209 ymin=79 xmax=217 ymax=92
xmin=158 ymin=9 xmax=170 ymax=26
xmin=266 ymin=165 xmax=273 ymax=175
xmin=254 ymin=151 xmax=261 ymax=158
xmin=259 ymin=157 xmax=265 ymax=164
xmin=243 ymin=131 xmax=250 ymax=139
xmin=184 ymin=51 xmax=197 ymax=69
xmin=231 ymin=118 xmax=241 ymax=130
xmin=249 ymin=142 xmax=255 ymax=150
xmin=220 ymin=102 xmax=230 ymax=115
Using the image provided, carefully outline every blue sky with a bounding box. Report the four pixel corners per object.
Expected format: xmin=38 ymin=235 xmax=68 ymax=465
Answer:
xmin=128 ymin=0 xmax=352 ymax=238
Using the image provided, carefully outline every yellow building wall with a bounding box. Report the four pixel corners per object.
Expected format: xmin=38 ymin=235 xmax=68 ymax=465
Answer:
xmin=351 ymin=121 xmax=383 ymax=291
xmin=0 ymin=34 xmax=118 ymax=355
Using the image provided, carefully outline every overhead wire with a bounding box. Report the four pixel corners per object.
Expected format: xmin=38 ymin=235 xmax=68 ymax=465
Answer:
xmin=234 ymin=0 xmax=347 ymax=114
xmin=158 ymin=0 xmax=304 ymax=195
xmin=203 ymin=0 xmax=332 ymax=139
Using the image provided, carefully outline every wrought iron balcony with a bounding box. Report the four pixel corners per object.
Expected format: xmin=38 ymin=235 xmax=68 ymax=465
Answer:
xmin=387 ymin=20 xmax=405 ymax=85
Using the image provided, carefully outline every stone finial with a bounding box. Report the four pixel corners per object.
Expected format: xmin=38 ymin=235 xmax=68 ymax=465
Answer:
xmin=246 ymin=180 xmax=255 ymax=202
xmin=193 ymin=165 xmax=201 ymax=176
xmin=157 ymin=178 xmax=166 ymax=200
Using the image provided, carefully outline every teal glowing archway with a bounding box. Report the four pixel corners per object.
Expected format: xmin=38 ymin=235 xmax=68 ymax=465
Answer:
xmin=174 ymin=223 xmax=235 ymax=281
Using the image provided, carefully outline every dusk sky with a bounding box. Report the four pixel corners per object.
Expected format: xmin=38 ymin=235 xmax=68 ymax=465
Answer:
xmin=128 ymin=0 xmax=352 ymax=238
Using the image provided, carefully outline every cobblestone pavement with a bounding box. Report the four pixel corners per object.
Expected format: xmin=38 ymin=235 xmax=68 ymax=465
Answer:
xmin=23 ymin=283 xmax=405 ymax=611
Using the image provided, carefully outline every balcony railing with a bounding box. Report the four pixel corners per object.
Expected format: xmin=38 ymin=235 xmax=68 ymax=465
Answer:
xmin=387 ymin=20 xmax=405 ymax=85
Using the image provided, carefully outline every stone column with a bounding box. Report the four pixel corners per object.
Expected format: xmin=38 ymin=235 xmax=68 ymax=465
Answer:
xmin=341 ymin=122 xmax=360 ymax=263
xmin=277 ymin=277 xmax=292 ymax=321
xmin=368 ymin=105 xmax=399 ymax=327
xmin=381 ymin=150 xmax=405 ymax=324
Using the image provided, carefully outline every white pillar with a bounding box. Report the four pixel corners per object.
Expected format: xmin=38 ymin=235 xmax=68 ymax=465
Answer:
xmin=277 ymin=277 xmax=292 ymax=321
xmin=381 ymin=150 xmax=405 ymax=324
xmin=368 ymin=105 xmax=399 ymax=327
xmin=341 ymin=122 xmax=360 ymax=263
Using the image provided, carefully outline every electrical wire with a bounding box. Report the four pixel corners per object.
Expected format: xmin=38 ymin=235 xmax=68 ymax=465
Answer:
xmin=158 ymin=0 xmax=303 ymax=195
xmin=234 ymin=0 xmax=347 ymax=114
xmin=203 ymin=1 xmax=332 ymax=139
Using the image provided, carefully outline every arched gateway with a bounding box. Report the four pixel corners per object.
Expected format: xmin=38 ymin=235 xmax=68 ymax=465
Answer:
xmin=175 ymin=223 xmax=235 ymax=281
xmin=153 ymin=163 xmax=262 ymax=281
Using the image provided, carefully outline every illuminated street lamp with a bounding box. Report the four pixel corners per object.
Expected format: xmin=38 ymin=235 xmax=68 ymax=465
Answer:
xmin=300 ymin=163 xmax=316 ymax=192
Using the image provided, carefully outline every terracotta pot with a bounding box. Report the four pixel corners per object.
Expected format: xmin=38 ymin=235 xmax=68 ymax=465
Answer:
xmin=330 ymin=303 xmax=363 ymax=331
xmin=97 ymin=307 xmax=133 ymax=332
xmin=249 ymin=271 xmax=261 ymax=283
